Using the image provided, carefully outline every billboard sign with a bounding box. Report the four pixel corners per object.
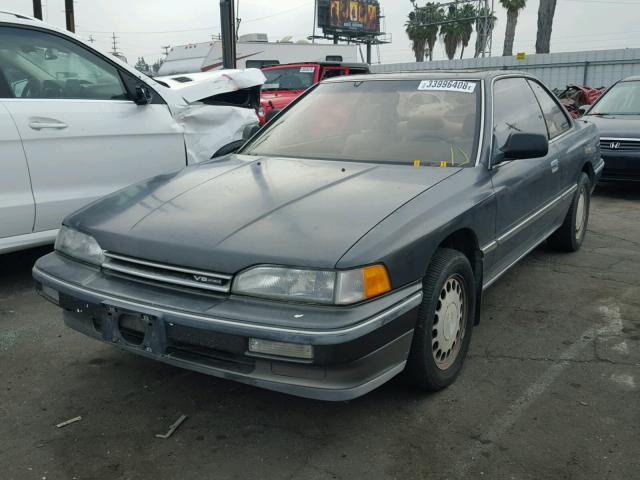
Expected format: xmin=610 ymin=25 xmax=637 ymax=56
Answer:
xmin=319 ymin=0 xmax=380 ymax=35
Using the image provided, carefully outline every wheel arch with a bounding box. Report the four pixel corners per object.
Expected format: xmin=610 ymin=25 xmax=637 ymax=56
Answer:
xmin=582 ymin=160 xmax=595 ymax=186
xmin=432 ymin=227 xmax=484 ymax=325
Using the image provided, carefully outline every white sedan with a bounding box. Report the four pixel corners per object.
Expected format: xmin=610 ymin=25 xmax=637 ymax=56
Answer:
xmin=0 ymin=11 xmax=264 ymax=254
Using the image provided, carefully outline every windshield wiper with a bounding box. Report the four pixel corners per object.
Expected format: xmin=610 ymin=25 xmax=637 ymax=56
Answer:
xmin=589 ymin=112 xmax=639 ymax=116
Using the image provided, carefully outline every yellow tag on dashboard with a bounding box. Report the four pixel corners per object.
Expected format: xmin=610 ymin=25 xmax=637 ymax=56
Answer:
xmin=440 ymin=161 xmax=447 ymax=168
xmin=413 ymin=160 xmax=421 ymax=167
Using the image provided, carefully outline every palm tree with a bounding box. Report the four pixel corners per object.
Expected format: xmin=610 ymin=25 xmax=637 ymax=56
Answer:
xmin=423 ymin=2 xmax=445 ymax=61
xmin=406 ymin=10 xmax=428 ymax=62
xmin=499 ymin=0 xmax=526 ymax=57
xmin=536 ymin=0 xmax=557 ymax=53
xmin=440 ymin=9 xmax=463 ymax=60
xmin=474 ymin=7 xmax=496 ymax=58
xmin=457 ymin=4 xmax=476 ymax=59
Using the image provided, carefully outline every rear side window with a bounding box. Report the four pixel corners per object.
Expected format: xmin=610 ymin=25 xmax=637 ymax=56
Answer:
xmin=493 ymin=77 xmax=547 ymax=151
xmin=0 ymin=27 xmax=128 ymax=100
xmin=528 ymin=80 xmax=571 ymax=139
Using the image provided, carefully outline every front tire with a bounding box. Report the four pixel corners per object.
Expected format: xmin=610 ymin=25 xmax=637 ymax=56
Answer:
xmin=548 ymin=172 xmax=592 ymax=252
xmin=404 ymin=248 xmax=476 ymax=391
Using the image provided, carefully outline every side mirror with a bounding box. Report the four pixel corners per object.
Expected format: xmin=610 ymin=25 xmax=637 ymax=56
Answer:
xmin=501 ymin=133 xmax=549 ymax=161
xmin=133 ymin=84 xmax=152 ymax=105
xmin=243 ymin=123 xmax=261 ymax=141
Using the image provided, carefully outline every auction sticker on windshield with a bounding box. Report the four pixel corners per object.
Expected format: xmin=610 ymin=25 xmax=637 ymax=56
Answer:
xmin=300 ymin=67 xmax=316 ymax=73
xmin=418 ymin=80 xmax=476 ymax=93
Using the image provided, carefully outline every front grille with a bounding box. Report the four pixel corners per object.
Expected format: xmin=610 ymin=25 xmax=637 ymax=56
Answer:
xmin=102 ymin=252 xmax=232 ymax=293
xmin=600 ymin=138 xmax=640 ymax=152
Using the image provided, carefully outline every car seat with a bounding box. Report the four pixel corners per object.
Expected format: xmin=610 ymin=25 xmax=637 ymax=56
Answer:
xmin=0 ymin=68 xmax=14 ymax=98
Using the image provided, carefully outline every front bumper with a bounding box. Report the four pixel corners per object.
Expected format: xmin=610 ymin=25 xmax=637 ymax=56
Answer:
xmin=600 ymin=153 xmax=640 ymax=182
xmin=33 ymin=252 xmax=422 ymax=401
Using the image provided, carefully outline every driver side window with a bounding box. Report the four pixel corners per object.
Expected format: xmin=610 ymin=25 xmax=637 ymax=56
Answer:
xmin=493 ymin=77 xmax=547 ymax=151
xmin=0 ymin=26 xmax=128 ymax=101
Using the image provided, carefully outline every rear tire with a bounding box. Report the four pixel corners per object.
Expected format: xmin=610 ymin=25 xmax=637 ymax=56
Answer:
xmin=548 ymin=172 xmax=591 ymax=252
xmin=404 ymin=248 xmax=476 ymax=392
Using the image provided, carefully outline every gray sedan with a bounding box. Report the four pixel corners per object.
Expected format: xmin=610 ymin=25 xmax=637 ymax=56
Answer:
xmin=33 ymin=71 xmax=603 ymax=400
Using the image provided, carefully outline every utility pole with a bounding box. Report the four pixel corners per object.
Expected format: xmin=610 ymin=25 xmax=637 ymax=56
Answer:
xmin=88 ymin=35 xmax=95 ymax=44
xmin=220 ymin=0 xmax=237 ymax=69
xmin=111 ymin=33 xmax=120 ymax=56
xmin=312 ymin=0 xmax=317 ymax=43
xmin=161 ymin=45 xmax=171 ymax=56
xmin=235 ymin=0 xmax=241 ymax=40
xmin=64 ymin=0 xmax=75 ymax=33
xmin=32 ymin=0 xmax=43 ymax=20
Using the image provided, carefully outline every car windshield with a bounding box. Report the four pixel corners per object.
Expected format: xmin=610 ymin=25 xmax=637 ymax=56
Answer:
xmin=245 ymin=79 xmax=481 ymax=167
xmin=262 ymin=66 xmax=316 ymax=91
xmin=589 ymin=81 xmax=640 ymax=115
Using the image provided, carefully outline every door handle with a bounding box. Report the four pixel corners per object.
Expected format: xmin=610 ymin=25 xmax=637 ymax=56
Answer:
xmin=550 ymin=159 xmax=559 ymax=173
xmin=29 ymin=121 xmax=68 ymax=130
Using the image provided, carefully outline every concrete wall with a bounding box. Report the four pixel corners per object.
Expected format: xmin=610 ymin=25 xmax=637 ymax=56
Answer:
xmin=372 ymin=49 xmax=640 ymax=89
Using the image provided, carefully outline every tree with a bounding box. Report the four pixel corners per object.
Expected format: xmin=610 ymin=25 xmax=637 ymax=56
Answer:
xmin=406 ymin=10 xmax=428 ymax=62
xmin=536 ymin=0 xmax=557 ymax=53
xmin=457 ymin=4 xmax=476 ymax=59
xmin=440 ymin=9 xmax=463 ymax=60
xmin=423 ymin=2 xmax=445 ymax=61
xmin=134 ymin=56 xmax=149 ymax=74
xmin=499 ymin=0 xmax=526 ymax=57
xmin=152 ymin=58 xmax=164 ymax=75
xmin=405 ymin=2 xmax=444 ymax=62
xmin=474 ymin=7 xmax=496 ymax=58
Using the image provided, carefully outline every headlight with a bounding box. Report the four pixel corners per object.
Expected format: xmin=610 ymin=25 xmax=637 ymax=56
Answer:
xmin=55 ymin=226 xmax=105 ymax=266
xmin=232 ymin=265 xmax=391 ymax=305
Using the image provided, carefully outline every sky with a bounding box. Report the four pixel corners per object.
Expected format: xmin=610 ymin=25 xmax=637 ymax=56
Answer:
xmin=3 ymin=0 xmax=640 ymax=66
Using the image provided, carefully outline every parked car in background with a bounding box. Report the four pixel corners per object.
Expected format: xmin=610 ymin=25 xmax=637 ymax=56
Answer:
xmin=257 ymin=61 xmax=369 ymax=124
xmin=581 ymin=75 xmax=640 ymax=182
xmin=0 ymin=11 xmax=264 ymax=254
xmin=34 ymin=71 xmax=602 ymax=401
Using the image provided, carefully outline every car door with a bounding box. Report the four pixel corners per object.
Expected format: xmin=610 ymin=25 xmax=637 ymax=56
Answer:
xmin=489 ymin=77 xmax=562 ymax=279
xmin=527 ymin=79 xmax=577 ymax=210
xmin=0 ymin=102 xmax=34 ymax=239
xmin=0 ymin=25 xmax=185 ymax=232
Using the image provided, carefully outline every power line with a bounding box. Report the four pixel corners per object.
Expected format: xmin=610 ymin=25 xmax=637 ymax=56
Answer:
xmin=77 ymin=26 xmax=219 ymax=35
xmin=241 ymin=1 xmax=313 ymax=23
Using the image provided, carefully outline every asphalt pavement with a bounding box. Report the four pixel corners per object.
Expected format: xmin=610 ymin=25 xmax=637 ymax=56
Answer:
xmin=1 ymin=184 xmax=639 ymax=480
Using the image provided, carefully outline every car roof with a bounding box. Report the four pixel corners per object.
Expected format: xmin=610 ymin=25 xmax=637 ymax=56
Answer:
xmin=323 ymin=69 xmax=531 ymax=84
xmin=264 ymin=62 xmax=369 ymax=69
xmin=621 ymin=75 xmax=640 ymax=82
xmin=0 ymin=10 xmax=41 ymax=24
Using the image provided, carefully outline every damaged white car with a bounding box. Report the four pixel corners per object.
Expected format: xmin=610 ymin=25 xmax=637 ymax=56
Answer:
xmin=0 ymin=11 xmax=264 ymax=253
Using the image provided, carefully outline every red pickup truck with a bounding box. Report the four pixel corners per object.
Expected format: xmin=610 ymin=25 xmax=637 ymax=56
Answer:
xmin=257 ymin=62 xmax=370 ymax=124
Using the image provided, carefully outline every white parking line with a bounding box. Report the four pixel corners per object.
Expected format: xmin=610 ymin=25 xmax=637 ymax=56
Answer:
xmin=454 ymin=299 xmax=625 ymax=477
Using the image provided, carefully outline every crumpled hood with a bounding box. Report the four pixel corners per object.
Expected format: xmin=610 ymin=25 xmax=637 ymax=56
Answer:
xmin=157 ymin=69 xmax=266 ymax=104
xmin=155 ymin=69 xmax=265 ymax=165
xmin=583 ymin=114 xmax=640 ymax=139
xmin=67 ymin=156 xmax=461 ymax=274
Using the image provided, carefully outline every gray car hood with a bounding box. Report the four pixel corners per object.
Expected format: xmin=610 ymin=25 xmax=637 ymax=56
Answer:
xmin=67 ymin=155 xmax=461 ymax=273
xmin=583 ymin=114 xmax=640 ymax=139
